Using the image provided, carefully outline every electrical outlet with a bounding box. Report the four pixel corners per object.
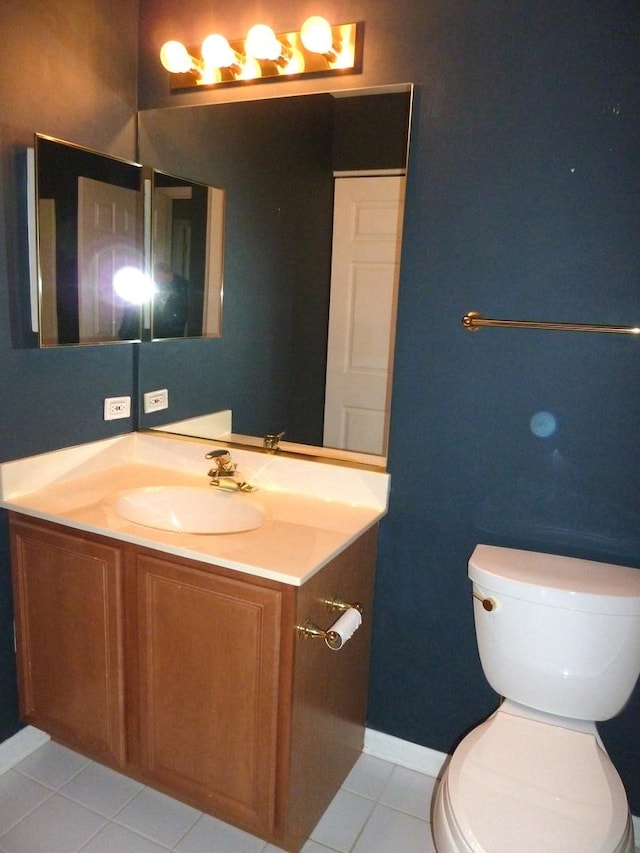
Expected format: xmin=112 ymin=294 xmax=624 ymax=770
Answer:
xmin=143 ymin=388 xmax=169 ymax=413
xmin=104 ymin=396 xmax=131 ymax=420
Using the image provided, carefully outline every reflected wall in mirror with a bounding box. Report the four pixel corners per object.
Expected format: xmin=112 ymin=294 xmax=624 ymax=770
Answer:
xmin=150 ymin=171 xmax=224 ymax=340
xmin=35 ymin=134 xmax=144 ymax=346
xmin=137 ymin=85 xmax=413 ymax=460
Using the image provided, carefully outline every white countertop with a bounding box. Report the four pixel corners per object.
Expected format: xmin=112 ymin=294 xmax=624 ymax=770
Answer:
xmin=0 ymin=433 xmax=389 ymax=586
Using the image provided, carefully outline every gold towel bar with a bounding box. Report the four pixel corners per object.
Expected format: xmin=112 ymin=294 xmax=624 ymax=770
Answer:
xmin=462 ymin=311 xmax=640 ymax=336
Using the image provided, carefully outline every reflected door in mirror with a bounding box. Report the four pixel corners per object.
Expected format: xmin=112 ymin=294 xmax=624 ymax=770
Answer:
xmin=324 ymin=176 xmax=406 ymax=455
xmin=78 ymin=177 xmax=141 ymax=342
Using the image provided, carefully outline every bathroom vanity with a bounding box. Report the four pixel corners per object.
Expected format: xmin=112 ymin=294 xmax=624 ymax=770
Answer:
xmin=1 ymin=433 xmax=388 ymax=852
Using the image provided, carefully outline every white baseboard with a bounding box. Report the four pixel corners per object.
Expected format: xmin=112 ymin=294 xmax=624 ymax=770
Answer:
xmin=364 ymin=727 xmax=448 ymax=778
xmin=0 ymin=726 xmax=49 ymax=775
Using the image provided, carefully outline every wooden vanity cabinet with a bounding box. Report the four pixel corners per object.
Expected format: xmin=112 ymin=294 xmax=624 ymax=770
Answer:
xmin=9 ymin=513 xmax=378 ymax=852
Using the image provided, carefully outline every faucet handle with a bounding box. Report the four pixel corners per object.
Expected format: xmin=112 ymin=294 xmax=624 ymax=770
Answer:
xmin=205 ymin=448 xmax=229 ymax=460
xmin=205 ymin=449 xmax=235 ymax=474
xmin=263 ymin=431 xmax=285 ymax=451
xmin=205 ymin=448 xmax=257 ymax=492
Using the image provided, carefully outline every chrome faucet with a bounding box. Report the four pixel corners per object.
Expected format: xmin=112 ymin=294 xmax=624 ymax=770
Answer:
xmin=205 ymin=449 xmax=257 ymax=492
xmin=263 ymin=431 xmax=285 ymax=452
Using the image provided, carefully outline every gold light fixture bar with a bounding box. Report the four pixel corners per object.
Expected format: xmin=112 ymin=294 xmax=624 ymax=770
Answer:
xmin=161 ymin=20 xmax=362 ymax=92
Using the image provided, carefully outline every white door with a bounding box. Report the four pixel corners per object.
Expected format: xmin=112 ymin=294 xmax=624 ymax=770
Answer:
xmin=202 ymin=185 xmax=225 ymax=337
xmin=77 ymin=177 xmax=140 ymax=342
xmin=323 ymin=176 xmax=406 ymax=455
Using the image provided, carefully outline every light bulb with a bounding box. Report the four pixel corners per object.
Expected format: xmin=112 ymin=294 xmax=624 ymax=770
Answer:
xmin=237 ymin=56 xmax=262 ymax=80
xmin=246 ymin=24 xmax=281 ymax=60
xmin=113 ymin=267 xmax=153 ymax=305
xmin=300 ymin=16 xmax=334 ymax=54
xmin=278 ymin=47 xmax=305 ymax=75
xmin=159 ymin=40 xmax=193 ymax=74
xmin=201 ymin=34 xmax=235 ymax=68
xmin=199 ymin=66 xmax=223 ymax=85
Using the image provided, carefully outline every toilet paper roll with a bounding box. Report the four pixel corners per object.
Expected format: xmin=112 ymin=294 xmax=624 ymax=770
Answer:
xmin=325 ymin=607 xmax=362 ymax=650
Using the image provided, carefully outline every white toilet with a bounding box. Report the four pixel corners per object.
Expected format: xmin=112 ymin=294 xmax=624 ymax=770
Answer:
xmin=432 ymin=544 xmax=640 ymax=853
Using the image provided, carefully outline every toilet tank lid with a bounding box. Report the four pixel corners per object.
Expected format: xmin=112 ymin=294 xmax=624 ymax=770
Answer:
xmin=469 ymin=545 xmax=640 ymax=614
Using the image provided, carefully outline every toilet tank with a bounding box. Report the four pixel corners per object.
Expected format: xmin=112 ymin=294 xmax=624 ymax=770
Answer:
xmin=469 ymin=545 xmax=640 ymax=721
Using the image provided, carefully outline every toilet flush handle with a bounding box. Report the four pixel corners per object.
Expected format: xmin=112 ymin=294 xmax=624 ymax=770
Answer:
xmin=472 ymin=592 xmax=496 ymax=611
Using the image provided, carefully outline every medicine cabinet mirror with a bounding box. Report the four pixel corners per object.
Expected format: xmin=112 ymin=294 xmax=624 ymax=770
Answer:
xmin=34 ymin=135 xmax=144 ymax=346
xmin=32 ymin=135 xmax=224 ymax=346
xmin=149 ymin=170 xmax=224 ymax=340
xmin=137 ymin=84 xmax=413 ymax=462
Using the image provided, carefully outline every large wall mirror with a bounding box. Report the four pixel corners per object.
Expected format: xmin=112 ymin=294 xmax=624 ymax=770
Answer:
xmin=137 ymin=84 xmax=413 ymax=462
xmin=32 ymin=135 xmax=224 ymax=346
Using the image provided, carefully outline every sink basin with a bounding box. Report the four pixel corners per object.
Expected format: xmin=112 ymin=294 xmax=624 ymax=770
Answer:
xmin=113 ymin=486 xmax=266 ymax=534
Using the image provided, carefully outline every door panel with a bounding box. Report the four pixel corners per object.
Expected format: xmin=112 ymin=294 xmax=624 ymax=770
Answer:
xmin=10 ymin=519 xmax=126 ymax=766
xmin=323 ymin=176 xmax=405 ymax=454
xmin=135 ymin=554 xmax=283 ymax=832
xmin=77 ymin=177 xmax=141 ymax=342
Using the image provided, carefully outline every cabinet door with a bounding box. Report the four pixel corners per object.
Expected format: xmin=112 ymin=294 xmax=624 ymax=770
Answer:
xmin=134 ymin=553 xmax=284 ymax=834
xmin=10 ymin=517 xmax=126 ymax=767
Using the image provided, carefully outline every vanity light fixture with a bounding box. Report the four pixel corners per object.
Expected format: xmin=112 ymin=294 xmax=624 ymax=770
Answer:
xmin=159 ymin=17 xmax=361 ymax=91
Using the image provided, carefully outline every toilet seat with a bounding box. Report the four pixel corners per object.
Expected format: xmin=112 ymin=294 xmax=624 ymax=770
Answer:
xmin=433 ymin=708 xmax=633 ymax=853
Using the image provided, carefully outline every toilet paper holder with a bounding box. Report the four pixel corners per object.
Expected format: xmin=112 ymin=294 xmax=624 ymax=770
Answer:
xmin=297 ymin=597 xmax=363 ymax=650
xmin=323 ymin=596 xmax=363 ymax=614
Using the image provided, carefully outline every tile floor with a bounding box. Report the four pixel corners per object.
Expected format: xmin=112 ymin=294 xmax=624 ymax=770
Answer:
xmin=0 ymin=741 xmax=438 ymax=852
